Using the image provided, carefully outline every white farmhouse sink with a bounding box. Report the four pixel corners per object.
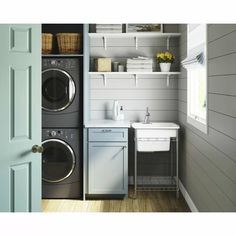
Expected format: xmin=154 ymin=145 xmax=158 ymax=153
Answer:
xmin=132 ymin=122 xmax=180 ymax=130
xmin=132 ymin=122 xmax=180 ymax=152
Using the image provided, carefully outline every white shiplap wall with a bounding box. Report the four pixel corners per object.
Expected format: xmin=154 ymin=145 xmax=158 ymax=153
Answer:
xmin=89 ymin=28 xmax=180 ymax=122
xmin=89 ymin=24 xmax=180 ymax=176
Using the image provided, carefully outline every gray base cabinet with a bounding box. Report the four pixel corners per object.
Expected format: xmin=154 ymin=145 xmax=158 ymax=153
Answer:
xmin=88 ymin=128 xmax=128 ymax=195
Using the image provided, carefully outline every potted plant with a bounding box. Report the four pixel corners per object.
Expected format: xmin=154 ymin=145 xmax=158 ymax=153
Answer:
xmin=156 ymin=51 xmax=175 ymax=72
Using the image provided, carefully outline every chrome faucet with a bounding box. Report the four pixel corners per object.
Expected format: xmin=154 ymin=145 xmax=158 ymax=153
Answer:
xmin=143 ymin=107 xmax=151 ymax=124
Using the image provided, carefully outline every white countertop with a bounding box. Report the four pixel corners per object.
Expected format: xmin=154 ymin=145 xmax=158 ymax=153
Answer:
xmin=85 ymin=119 xmax=131 ymax=128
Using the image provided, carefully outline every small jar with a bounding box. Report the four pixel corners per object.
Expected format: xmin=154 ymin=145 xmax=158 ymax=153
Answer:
xmin=112 ymin=61 xmax=119 ymax=72
xmin=118 ymin=64 xmax=125 ymax=72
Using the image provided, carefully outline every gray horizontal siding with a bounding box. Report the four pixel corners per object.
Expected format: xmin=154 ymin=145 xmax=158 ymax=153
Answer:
xmin=185 ymin=145 xmax=228 ymax=211
xmin=178 ymin=24 xmax=236 ymax=212
xmin=185 ymin=138 xmax=236 ymax=209
xmin=178 ymin=100 xmax=187 ymax=114
xmin=208 ymin=24 xmax=236 ymax=42
xmin=209 ymin=94 xmax=236 ymax=118
xmin=209 ymin=110 xmax=236 ymax=140
xmin=209 ymin=75 xmax=236 ymax=96
xmin=178 ymin=89 xmax=187 ymax=102
xmin=179 ymin=67 xmax=187 ymax=79
xmin=181 ymin=153 xmax=220 ymax=211
xmin=178 ymin=78 xmax=187 ymax=90
xmin=209 ymin=53 xmax=236 ymax=76
xmin=179 ymin=117 xmax=236 ymax=211
xmin=182 ymin=123 xmax=236 ymax=183
xmin=179 ymin=111 xmax=236 ymax=163
xmin=208 ymin=30 xmax=236 ymax=59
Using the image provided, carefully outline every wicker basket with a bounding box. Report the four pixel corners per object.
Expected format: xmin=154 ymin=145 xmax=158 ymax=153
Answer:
xmin=42 ymin=33 xmax=53 ymax=54
xmin=56 ymin=33 xmax=82 ymax=54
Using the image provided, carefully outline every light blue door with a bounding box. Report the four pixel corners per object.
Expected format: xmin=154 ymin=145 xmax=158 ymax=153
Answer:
xmin=0 ymin=24 xmax=41 ymax=212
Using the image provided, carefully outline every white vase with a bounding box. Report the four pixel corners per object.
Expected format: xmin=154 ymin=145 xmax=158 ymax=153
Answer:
xmin=159 ymin=63 xmax=171 ymax=72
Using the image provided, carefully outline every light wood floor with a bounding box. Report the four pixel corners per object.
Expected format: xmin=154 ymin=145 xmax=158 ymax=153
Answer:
xmin=42 ymin=190 xmax=190 ymax=212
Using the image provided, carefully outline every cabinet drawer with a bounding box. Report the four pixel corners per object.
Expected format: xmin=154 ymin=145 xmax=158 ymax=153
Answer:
xmin=88 ymin=128 xmax=128 ymax=142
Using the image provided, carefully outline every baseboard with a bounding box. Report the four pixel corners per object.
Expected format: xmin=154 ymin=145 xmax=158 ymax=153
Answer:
xmin=179 ymin=180 xmax=198 ymax=212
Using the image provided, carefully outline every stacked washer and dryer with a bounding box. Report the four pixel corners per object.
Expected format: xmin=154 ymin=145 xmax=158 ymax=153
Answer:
xmin=42 ymin=58 xmax=82 ymax=199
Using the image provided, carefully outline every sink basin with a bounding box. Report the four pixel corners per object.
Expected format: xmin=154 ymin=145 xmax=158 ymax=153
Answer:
xmin=132 ymin=122 xmax=180 ymax=130
xmin=132 ymin=122 xmax=180 ymax=152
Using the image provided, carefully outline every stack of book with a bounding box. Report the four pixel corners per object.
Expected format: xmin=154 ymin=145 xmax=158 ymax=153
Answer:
xmin=96 ymin=24 xmax=123 ymax=33
xmin=126 ymin=57 xmax=153 ymax=72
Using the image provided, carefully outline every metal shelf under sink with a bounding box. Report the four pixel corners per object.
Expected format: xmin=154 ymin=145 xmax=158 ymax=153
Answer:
xmin=132 ymin=122 xmax=180 ymax=198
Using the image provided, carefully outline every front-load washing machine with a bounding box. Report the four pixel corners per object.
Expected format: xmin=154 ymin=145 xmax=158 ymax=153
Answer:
xmin=42 ymin=128 xmax=82 ymax=199
xmin=42 ymin=58 xmax=82 ymax=128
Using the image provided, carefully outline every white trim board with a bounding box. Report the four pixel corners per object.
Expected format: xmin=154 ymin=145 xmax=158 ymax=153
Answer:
xmin=179 ymin=180 xmax=199 ymax=212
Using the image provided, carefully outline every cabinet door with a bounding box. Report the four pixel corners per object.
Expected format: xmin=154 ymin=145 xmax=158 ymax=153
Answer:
xmin=88 ymin=142 xmax=128 ymax=194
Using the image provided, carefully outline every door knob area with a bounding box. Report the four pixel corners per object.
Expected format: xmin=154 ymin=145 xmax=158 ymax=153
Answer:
xmin=32 ymin=145 xmax=44 ymax=153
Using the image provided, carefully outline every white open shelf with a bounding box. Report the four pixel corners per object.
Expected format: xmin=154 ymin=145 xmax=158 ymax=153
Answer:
xmin=89 ymin=72 xmax=180 ymax=75
xmin=89 ymin=32 xmax=181 ymax=50
xmin=88 ymin=32 xmax=181 ymax=38
xmin=89 ymin=72 xmax=180 ymax=87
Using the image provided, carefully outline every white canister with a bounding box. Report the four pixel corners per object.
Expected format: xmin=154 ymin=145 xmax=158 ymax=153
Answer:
xmin=112 ymin=100 xmax=120 ymax=120
xmin=118 ymin=64 xmax=125 ymax=72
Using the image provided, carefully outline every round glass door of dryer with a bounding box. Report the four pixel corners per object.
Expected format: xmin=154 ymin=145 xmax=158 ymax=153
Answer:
xmin=42 ymin=68 xmax=76 ymax=112
xmin=42 ymin=139 xmax=76 ymax=183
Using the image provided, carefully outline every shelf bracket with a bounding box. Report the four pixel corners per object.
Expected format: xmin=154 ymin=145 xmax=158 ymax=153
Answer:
xmin=103 ymin=36 xmax=107 ymax=50
xmin=103 ymin=74 xmax=107 ymax=87
xmin=166 ymin=74 xmax=170 ymax=87
xmin=135 ymin=36 xmax=138 ymax=50
xmin=167 ymin=36 xmax=170 ymax=50
xmin=134 ymin=74 xmax=138 ymax=87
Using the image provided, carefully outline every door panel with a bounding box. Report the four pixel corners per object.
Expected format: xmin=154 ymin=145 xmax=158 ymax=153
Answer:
xmin=0 ymin=24 xmax=41 ymax=212
xmin=10 ymin=163 xmax=31 ymax=212
xmin=10 ymin=66 xmax=32 ymax=140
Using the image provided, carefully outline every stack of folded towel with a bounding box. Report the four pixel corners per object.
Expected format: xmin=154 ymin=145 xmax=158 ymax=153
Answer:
xmin=96 ymin=24 xmax=123 ymax=33
xmin=126 ymin=57 xmax=153 ymax=72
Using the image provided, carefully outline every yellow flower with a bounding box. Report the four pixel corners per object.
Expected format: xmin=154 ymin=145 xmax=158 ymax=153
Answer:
xmin=156 ymin=51 xmax=175 ymax=63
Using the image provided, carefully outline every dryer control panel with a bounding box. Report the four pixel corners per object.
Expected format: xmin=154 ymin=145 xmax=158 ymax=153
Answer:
xmin=42 ymin=58 xmax=78 ymax=69
xmin=42 ymin=129 xmax=77 ymax=140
